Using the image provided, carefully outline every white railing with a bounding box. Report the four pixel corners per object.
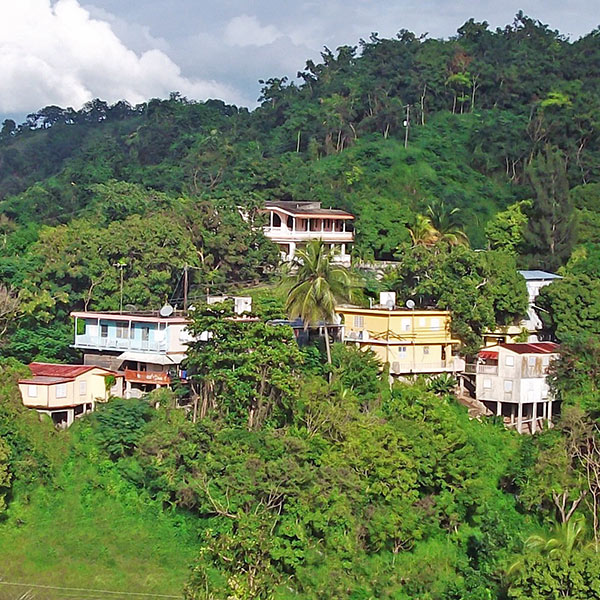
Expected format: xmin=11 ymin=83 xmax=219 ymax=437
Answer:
xmin=264 ymin=227 xmax=353 ymax=242
xmin=74 ymin=334 xmax=168 ymax=353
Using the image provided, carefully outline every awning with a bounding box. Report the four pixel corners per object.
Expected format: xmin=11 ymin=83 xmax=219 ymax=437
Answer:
xmin=117 ymin=351 xmax=186 ymax=366
xmin=479 ymin=350 xmax=498 ymax=360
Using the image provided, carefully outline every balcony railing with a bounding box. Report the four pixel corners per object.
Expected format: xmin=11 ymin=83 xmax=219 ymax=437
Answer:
xmin=264 ymin=227 xmax=353 ymax=242
xmin=74 ymin=334 xmax=168 ymax=353
xmin=125 ymin=369 xmax=170 ymax=385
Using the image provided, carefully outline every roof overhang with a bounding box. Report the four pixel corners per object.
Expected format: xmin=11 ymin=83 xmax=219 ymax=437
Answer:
xmin=117 ymin=351 xmax=186 ymax=366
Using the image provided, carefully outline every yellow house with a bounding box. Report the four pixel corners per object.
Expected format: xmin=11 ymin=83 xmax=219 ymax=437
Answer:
xmin=18 ymin=363 xmax=123 ymax=428
xmin=336 ymin=295 xmax=463 ymax=376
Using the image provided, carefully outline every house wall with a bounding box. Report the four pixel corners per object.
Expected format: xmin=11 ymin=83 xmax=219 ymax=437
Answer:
xmin=476 ymin=348 xmax=557 ymax=405
xmin=19 ymin=368 xmax=117 ymax=409
xmin=340 ymin=310 xmax=454 ymax=344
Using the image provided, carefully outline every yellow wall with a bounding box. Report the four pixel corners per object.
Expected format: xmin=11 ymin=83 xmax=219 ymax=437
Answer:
xmin=338 ymin=308 xmax=455 ymax=344
xmin=337 ymin=307 xmax=458 ymax=374
xmin=19 ymin=368 xmax=117 ymax=409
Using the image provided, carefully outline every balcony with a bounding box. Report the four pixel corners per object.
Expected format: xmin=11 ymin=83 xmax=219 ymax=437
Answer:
xmin=124 ymin=369 xmax=170 ymax=385
xmin=74 ymin=334 xmax=167 ymax=353
xmin=477 ymin=365 xmax=499 ymax=375
xmin=264 ymin=227 xmax=353 ymax=243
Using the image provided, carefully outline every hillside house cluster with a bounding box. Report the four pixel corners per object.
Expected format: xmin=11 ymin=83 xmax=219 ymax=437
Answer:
xmin=16 ymin=201 xmax=562 ymax=435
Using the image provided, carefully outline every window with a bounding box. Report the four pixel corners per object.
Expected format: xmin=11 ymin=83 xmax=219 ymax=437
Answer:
xmin=431 ymin=318 xmax=441 ymax=331
xmin=505 ymin=355 xmax=515 ymax=367
xmin=56 ymin=383 xmax=67 ymax=399
xmin=353 ymin=315 xmax=364 ymax=328
xmin=116 ymin=324 xmax=129 ymax=339
xmin=528 ymin=356 xmax=536 ymax=367
xmin=398 ymin=347 xmax=408 ymax=356
xmin=503 ymin=380 xmax=513 ymax=392
xmin=100 ymin=324 xmax=108 ymax=338
xmin=423 ymin=346 xmax=430 ymax=355
xmin=483 ymin=378 xmax=492 ymax=389
xmin=141 ymin=326 xmax=150 ymax=342
xmin=28 ymin=385 xmax=38 ymax=398
xmin=401 ymin=318 xmax=411 ymax=332
xmin=419 ymin=317 xmax=426 ymax=327
xmin=79 ymin=380 xmax=87 ymax=396
xmin=272 ymin=213 xmax=281 ymax=227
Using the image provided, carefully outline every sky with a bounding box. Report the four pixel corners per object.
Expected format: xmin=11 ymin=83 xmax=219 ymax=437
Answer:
xmin=0 ymin=0 xmax=598 ymax=122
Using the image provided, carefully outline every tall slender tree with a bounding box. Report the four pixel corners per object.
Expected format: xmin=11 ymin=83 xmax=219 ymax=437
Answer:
xmin=523 ymin=145 xmax=576 ymax=270
xmin=282 ymin=240 xmax=356 ymax=364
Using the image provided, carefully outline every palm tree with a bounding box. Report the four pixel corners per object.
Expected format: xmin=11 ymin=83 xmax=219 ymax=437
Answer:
xmin=427 ymin=201 xmax=469 ymax=246
xmin=282 ymin=240 xmax=355 ymax=364
xmin=408 ymin=214 xmax=439 ymax=247
xmin=508 ymin=517 xmax=591 ymax=577
xmin=525 ymin=517 xmax=588 ymax=557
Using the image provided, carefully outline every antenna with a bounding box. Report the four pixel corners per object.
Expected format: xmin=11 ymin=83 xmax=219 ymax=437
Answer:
xmin=159 ymin=303 xmax=174 ymax=317
xmin=406 ymin=299 xmax=415 ymax=309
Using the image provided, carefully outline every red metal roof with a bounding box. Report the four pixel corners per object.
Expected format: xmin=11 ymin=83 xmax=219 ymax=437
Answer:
xmin=27 ymin=363 xmax=117 ymax=378
xmin=479 ymin=350 xmax=498 ymax=360
xmin=499 ymin=342 xmax=559 ymax=355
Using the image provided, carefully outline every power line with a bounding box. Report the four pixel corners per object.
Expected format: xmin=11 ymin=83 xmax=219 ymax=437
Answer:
xmin=0 ymin=581 xmax=180 ymax=599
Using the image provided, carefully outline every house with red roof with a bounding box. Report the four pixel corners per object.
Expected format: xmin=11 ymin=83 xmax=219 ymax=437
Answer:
xmin=18 ymin=363 xmax=123 ymax=427
xmin=475 ymin=342 xmax=559 ymax=434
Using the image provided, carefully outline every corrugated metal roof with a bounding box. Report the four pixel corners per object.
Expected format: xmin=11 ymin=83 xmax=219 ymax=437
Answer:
xmin=518 ymin=270 xmax=562 ymax=280
xmin=500 ymin=342 xmax=559 ymax=355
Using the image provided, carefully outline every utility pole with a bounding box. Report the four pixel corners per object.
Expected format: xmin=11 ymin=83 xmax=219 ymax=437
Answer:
xmin=404 ymin=104 xmax=410 ymax=149
xmin=183 ymin=264 xmax=189 ymax=312
xmin=113 ymin=261 xmax=125 ymax=314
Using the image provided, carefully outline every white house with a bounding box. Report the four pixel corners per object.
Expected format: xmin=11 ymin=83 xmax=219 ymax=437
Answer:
xmin=261 ymin=201 xmax=354 ymax=265
xmin=475 ymin=342 xmax=559 ymax=434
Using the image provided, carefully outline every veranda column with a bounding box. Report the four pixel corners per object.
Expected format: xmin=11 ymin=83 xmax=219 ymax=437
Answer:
xmin=532 ymin=402 xmax=537 ymax=434
xmin=517 ymin=402 xmax=523 ymax=434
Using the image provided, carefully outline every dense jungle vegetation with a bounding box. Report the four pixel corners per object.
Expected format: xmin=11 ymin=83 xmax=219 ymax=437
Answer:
xmin=2 ymin=13 xmax=600 ymax=600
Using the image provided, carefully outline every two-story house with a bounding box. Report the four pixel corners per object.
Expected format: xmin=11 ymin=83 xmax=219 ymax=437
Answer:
xmin=336 ymin=293 xmax=463 ymax=377
xmin=262 ymin=201 xmax=354 ymax=265
xmin=475 ymin=342 xmax=559 ymax=434
xmin=71 ymin=310 xmax=192 ymax=398
xmin=18 ymin=363 xmax=123 ymax=427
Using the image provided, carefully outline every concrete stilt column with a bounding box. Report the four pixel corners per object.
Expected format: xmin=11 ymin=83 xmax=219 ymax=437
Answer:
xmin=496 ymin=401 xmax=502 ymax=416
xmin=125 ymin=380 xmax=132 ymax=399
xmin=532 ymin=402 xmax=537 ymax=434
xmin=289 ymin=241 xmax=296 ymax=261
xmin=517 ymin=402 xmax=523 ymax=434
xmin=67 ymin=409 xmax=75 ymax=427
xmin=548 ymin=400 xmax=553 ymax=423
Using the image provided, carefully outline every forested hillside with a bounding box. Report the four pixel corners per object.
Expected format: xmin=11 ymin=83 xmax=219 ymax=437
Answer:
xmin=2 ymin=13 xmax=600 ymax=600
xmin=0 ymin=13 xmax=599 ymax=362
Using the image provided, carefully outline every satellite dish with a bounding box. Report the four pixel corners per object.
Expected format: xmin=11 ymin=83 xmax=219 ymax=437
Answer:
xmin=159 ymin=303 xmax=174 ymax=317
xmin=386 ymin=299 xmax=395 ymax=309
xmin=406 ymin=299 xmax=416 ymax=309
xmin=124 ymin=304 xmax=137 ymax=312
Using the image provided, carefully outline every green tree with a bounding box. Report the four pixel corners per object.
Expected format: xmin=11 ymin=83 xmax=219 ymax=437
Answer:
xmin=523 ymin=146 xmax=577 ymax=270
xmin=485 ymin=200 xmax=530 ymax=254
xmin=0 ymin=436 xmax=10 ymax=515
xmin=185 ymin=301 xmax=303 ymax=429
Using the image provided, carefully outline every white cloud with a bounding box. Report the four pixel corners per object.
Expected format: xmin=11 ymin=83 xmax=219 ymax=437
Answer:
xmin=224 ymin=15 xmax=283 ymax=47
xmin=0 ymin=0 xmax=243 ymax=115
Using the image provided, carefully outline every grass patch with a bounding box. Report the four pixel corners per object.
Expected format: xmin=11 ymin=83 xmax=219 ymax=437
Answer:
xmin=0 ymin=421 xmax=199 ymax=600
